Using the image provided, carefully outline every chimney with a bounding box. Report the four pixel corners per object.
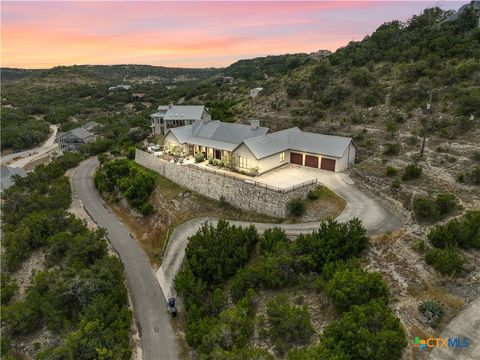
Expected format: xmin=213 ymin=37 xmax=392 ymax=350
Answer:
xmin=250 ymin=119 xmax=259 ymax=130
xmin=168 ymin=102 xmax=173 ymax=109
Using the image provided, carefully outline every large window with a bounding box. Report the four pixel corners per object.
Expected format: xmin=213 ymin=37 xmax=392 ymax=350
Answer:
xmin=239 ymin=156 xmax=248 ymax=169
xmin=280 ymin=152 xmax=286 ymax=162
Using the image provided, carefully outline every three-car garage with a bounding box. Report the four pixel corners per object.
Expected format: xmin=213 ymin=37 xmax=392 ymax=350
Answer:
xmin=290 ymin=152 xmax=337 ymax=171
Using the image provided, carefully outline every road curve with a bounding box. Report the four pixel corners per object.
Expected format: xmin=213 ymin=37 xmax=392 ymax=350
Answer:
xmin=1 ymin=124 xmax=59 ymax=168
xmin=71 ymin=158 xmax=179 ymax=360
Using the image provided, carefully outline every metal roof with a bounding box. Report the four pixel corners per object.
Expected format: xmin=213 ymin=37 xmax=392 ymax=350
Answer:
xmin=163 ymin=105 xmax=206 ymax=121
xmin=168 ymin=120 xmax=269 ymax=151
xmin=57 ymin=127 xmax=95 ymax=140
xmin=243 ymin=128 xmax=352 ymax=159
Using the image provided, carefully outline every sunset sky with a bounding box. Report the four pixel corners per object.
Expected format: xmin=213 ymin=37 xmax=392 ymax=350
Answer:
xmin=1 ymin=1 xmax=465 ymax=69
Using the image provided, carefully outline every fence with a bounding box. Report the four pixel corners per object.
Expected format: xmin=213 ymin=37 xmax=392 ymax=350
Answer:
xmin=182 ymin=162 xmax=318 ymax=194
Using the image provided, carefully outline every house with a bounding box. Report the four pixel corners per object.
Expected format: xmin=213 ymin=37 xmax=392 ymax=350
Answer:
xmin=150 ymin=104 xmax=211 ymax=136
xmin=108 ymin=84 xmax=131 ymax=91
xmin=164 ymin=119 xmax=356 ymax=173
xmin=1 ymin=166 xmax=27 ymax=192
xmin=81 ymin=121 xmax=101 ymax=132
xmin=57 ymin=127 xmax=96 ymax=152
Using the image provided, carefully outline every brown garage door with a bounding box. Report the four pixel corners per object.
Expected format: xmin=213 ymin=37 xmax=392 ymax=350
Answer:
xmin=305 ymin=155 xmax=319 ymax=168
xmin=290 ymin=152 xmax=303 ymax=165
xmin=321 ymin=158 xmax=336 ymax=171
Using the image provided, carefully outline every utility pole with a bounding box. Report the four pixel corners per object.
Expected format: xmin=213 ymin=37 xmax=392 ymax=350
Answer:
xmin=420 ymin=90 xmax=432 ymax=158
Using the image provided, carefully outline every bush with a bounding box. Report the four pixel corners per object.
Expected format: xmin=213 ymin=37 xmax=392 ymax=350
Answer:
xmin=326 ymin=267 xmax=389 ymax=313
xmin=383 ymin=143 xmax=400 ymax=155
xmin=126 ymin=146 xmax=136 ymax=159
xmin=140 ymin=203 xmax=155 ymax=216
xmin=419 ymin=300 xmax=444 ymax=328
xmin=194 ymin=153 xmax=205 ymax=163
xmin=425 ymin=247 xmax=464 ymax=275
xmin=435 ymin=193 xmax=457 ymax=215
xmin=427 ymin=211 xmax=480 ymax=249
xmin=385 ymin=166 xmax=398 ymax=176
xmin=266 ymin=294 xmax=314 ymax=354
xmin=259 ymin=228 xmax=288 ymax=254
xmin=287 ymin=198 xmax=306 ymax=217
xmin=413 ymin=197 xmax=438 ymax=221
xmin=307 ymin=190 xmax=320 ymax=200
xmin=402 ymin=163 xmax=422 ymax=180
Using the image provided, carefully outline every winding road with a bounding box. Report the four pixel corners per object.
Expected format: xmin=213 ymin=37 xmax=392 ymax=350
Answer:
xmin=71 ymin=158 xmax=179 ymax=360
xmin=72 ymin=157 xmax=404 ymax=359
xmin=1 ymin=124 xmax=59 ymax=168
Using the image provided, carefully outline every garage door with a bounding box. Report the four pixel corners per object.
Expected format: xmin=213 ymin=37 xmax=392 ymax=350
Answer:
xmin=321 ymin=158 xmax=336 ymax=171
xmin=290 ymin=152 xmax=303 ymax=165
xmin=305 ymin=155 xmax=319 ymax=168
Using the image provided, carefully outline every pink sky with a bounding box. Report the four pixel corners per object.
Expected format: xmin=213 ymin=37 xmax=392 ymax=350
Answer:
xmin=1 ymin=1 xmax=465 ymax=69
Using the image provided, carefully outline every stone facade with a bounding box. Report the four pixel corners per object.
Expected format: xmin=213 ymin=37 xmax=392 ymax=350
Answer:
xmin=136 ymin=149 xmax=315 ymax=218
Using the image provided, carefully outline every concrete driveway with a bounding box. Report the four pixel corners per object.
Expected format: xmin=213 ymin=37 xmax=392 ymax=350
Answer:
xmin=257 ymin=165 xmax=402 ymax=234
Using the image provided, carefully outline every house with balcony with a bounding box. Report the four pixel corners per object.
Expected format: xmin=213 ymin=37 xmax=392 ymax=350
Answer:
xmin=57 ymin=127 xmax=96 ymax=152
xmin=150 ymin=104 xmax=211 ymax=135
xmin=164 ymin=118 xmax=356 ymax=173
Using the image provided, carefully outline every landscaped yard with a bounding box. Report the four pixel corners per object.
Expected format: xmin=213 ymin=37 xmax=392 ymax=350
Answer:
xmin=107 ymin=164 xmax=345 ymax=267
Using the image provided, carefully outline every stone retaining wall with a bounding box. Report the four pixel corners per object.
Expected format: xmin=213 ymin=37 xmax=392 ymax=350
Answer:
xmin=136 ymin=149 xmax=315 ymax=218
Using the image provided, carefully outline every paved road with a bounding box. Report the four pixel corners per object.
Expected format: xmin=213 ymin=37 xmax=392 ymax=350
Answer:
xmin=159 ymin=171 xmax=404 ymax=297
xmin=1 ymin=124 xmax=58 ymax=168
xmin=428 ymin=298 xmax=480 ymax=360
xmin=72 ymin=158 xmax=179 ymax=360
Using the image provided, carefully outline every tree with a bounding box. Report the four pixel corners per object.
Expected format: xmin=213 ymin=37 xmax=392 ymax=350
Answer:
xmin=319 ymin=300 xmax=407 ymax=360
xmin=326 ymin=267 xmax=389 ymax=313
xmin=266 ymin=294 xmax=314 ymax=354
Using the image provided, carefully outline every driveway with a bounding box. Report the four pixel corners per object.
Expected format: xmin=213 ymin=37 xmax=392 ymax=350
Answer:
xmin=72 ymin=158 xmax=179 ymax=360
xmin=257 ymin=165 xmax=402 ymax=234
xmin=1 ymin=124 xmax=59 ymax=168
xmin=158 ymin=165 xmax=403 ymax=299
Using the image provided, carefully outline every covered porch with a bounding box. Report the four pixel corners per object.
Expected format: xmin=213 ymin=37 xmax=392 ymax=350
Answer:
xmin=192 ymin=144 xmax=232 ymax=162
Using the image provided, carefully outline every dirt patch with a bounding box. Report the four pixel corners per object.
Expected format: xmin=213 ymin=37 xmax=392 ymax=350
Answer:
xmin=11 ymin=250 xmax=46 ymax=303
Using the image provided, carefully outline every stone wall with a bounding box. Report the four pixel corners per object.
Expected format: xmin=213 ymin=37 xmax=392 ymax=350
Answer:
xmin=136 ymin=149 xmax=315 ymax=218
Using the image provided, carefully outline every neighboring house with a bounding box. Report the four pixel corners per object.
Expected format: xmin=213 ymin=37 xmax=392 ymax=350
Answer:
xmin=108 ymin=84 xmax=132 ymax=91
xmin=57 ymin=128 xmax=96 ymax=152
xmin=164 ymin=119 xmax=356 ymax=173
xmin=150 ymin=104 xmax=211 ymax=136
xmin=1 ymin=166 xmax=27 ymax=192
xmin=81 ymin=121 xmax=101 ymax=132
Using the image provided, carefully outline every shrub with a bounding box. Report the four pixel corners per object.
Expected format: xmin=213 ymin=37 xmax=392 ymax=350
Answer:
xmin=259 ymin=228 xmax=288 ymax=255
xmin=287 ymin=198 xmax=306 ymax=217
xmin=427 ymin=211 xmax=480 ymax=249
xmin=419 ymin=300 xmax=444 ymax=328
xmin=126 ymin=146 xmax=136 ymax=159
xmin=266 ymin=294 xmax=314 ymax=354
xmin=435 ymin=193 xmax=457 ymax=215
xmin=139 ymin=203 xmax=155 ymax=216
xmin=194 ymin=153 xmax=205 ymax=163
xmin=385 ymin=166 xmax=398 ymax=177
xmin=413 ymin=197 xmax=438 ymax=221
xmin=383 ymin=143 xmax=400 ymax=155
xmin=402 ymin=163 xmax=422 ymax=180
xmin=326 ymin=267 xmax=389 ymax=313
xmin=307 ymin=189 xmax=320 ymax=199
xmin=425 ymin=247 xmax=464 ymax=275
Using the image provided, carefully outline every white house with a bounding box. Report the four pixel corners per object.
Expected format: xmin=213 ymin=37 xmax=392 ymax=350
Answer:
xmin=150 ymin=104 xmax=211 ymax=135
xmin=164 ymin=118 xmax=356 ymax=173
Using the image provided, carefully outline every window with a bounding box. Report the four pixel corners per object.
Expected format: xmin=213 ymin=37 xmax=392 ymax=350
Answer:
xmin=239 ymin=157 xmax=248 ymax=169
xmin=280 ymin=152 xmax=286 ymax=162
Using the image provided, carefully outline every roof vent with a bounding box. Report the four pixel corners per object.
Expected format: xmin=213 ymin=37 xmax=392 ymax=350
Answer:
xmin=250 ymin=119 xmax=260 ymax=130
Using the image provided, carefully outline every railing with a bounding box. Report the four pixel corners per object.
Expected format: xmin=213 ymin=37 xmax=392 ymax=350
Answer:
xmin=181 ymin=162 xmax=318 ymax=194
